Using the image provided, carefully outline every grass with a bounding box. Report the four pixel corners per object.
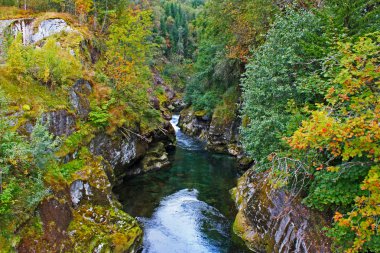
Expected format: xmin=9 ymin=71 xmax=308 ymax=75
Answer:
xmin=32 ymin=12 xmax=78 ymax=28
xmin=0 ymin=6 xmax=35 ymax=20
xmin=0 ymin=67 xmax=69 ymax=112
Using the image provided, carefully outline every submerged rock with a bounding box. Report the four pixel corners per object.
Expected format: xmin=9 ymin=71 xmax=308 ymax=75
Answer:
xmin=231 ymin=169 xmax=331 ymax=252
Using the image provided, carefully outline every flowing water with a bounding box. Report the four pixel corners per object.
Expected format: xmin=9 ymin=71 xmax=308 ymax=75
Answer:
xmin=114 ymin=115 xmax=250 ymax=253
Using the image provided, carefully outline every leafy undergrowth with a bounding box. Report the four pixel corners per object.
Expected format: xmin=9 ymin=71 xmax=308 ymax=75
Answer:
xmin=0 ymin=68 xmax=69 ymax=112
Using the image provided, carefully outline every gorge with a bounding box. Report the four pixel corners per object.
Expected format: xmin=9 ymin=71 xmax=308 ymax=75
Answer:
xmin=0 ymin=1 xmax=379 ymax=252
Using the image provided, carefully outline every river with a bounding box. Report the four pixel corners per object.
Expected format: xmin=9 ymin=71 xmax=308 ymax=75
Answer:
xmin=114 ymin=115 xmax=250 ymax=253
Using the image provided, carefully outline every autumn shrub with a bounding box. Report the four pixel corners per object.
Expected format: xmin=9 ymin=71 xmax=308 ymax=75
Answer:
xmin=7 ymin=35 xmax=82 ymax=87
xmin=288 ymin=33 xmax=380 ymax=252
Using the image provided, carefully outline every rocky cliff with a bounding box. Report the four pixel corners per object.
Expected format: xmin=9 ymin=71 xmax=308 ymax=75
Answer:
xmin=11 ymin=77 xmax=174 ymax=251
xmin=231 ymin=169 xmax=332 ymax=253
xmin=0 ymin=14 xmax=175 ymax=252
xmin=179 ymin=107 xmax=253 ymax=169
xmin=0 ymin=17 xmax=76 ymax=63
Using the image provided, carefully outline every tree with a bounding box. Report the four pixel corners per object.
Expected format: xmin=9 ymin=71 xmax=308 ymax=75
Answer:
xmin=289 ymin=33 xmax=380 ymax=252
xmin=184 ymin=0 xmax=277 ymax=113
xmin=103 ymin=8 xmax=160 ymax=131
xmin=241 ymin=9 xmax=329 ymax=161
xmin=75 ymin=0 xmax=93 ymax=23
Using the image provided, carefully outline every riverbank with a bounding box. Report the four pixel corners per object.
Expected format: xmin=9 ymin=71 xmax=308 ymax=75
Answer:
xmin=113 ymin=116 xmax=251 ymax=252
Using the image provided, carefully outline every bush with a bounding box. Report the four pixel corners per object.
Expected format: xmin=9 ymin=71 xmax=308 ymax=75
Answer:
xmin=7 ymin=35 xmax=82 ymax=87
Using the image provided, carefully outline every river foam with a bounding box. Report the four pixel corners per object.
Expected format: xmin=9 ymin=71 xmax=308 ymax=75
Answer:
xmin=140 ymin=189 xmax=228 ymax=253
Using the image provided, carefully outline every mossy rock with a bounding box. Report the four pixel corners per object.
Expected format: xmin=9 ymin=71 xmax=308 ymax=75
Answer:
xmin=68 ymin=204 xmax=143 ymax=253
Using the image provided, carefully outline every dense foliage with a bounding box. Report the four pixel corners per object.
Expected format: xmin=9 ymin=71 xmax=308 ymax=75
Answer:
xmin=185 ymin=0 xmax=278 ymax=114
xmin=1 ymin=0 xmax=379 ymax=251
xmin=0 ymin=90 xmax=57 ymax=246
xmin=150 ymin=0 xmax=201 ymax=90
xmin=241 ymin=10 xmax=328 ymax=160
xmin=289 ymin=33 xmax=380 ymax=251
xmin=238 ymin=1 xmax=380 ymax=251
xmin=7 ymin=35 xmax=82 ymax=87
xmin=0 ymin=0 xmax=181 ymax=249
xmin=100 ymin=7 xmax=161 ymax=132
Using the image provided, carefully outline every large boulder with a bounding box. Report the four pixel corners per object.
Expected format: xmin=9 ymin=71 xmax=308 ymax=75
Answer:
xmin=178 ymin=107 xmax=253 ymax=169
xmin=178 ymin=108 xmax=210 ymax=139
xmin=131 ymin=142 xmax=170 ymax=175
xmin=89 ymin=132 xmax=148 ymax=180
xmin=231 ymin=169 xmax=331 ymax=253
xmin=17 ymin=156 xmax=143 ymax=253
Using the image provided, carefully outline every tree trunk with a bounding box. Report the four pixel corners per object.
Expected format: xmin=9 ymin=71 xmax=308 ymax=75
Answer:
xmin=101 ymin=0 xmax=108 ymax=33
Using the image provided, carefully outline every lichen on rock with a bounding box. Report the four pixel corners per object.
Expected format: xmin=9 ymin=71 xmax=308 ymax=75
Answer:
xmin=231 ymin=169 xmax=331 ymax=253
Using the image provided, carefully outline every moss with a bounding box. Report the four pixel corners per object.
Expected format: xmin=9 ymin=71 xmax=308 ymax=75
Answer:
xmin=18 ymin=215 xmax=44 ymax=241
xmin=56 ymin=123 xmax=96 ymax=158
xmin=194 ymin=110 xmax=207 ymax=117
xmin=32 ymin=12 xmax=79 ymax=31
xmin=0 ymin=68 xmax=70 ymax=113
xmin=230 ymin=187 xmax=244 ymax=207
xmin=68 ymin=204 xmax=142 ymax=253
xmin=264 ymin=234 xmax=276 ymax=252
xmin=232 ymin=211 xmax=248 ymax=238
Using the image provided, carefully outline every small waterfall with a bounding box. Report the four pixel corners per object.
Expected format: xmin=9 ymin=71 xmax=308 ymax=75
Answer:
xmin=170 ymin=115 xmax=180 ymax=133
xmin=169 ymin=115 xmax=205 ymax=151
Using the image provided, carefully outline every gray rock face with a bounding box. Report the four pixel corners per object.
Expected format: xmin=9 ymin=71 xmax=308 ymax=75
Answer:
xmin=69 ymin=179 xmax=110 ymax=207
xmin=131 ymin=142 xmax=170 ymax=176
xmin=30 ymin=19 xmax=73 ymax=43
xmin=1 ymin=17 xmax=75 ymax=62
xmin=41 ymin=110 xmax=76 ymax=136
xmin=178 ymin=107 xmax=252 ymax=169
xmin=179 ymin=108 xmax=210 ymax=139
xmin=9 ymin=18 xmax=73 ymax=45
xmin=69 ymin=79 xmax=92 ymax=118
xmin=207 ymin=114 xmax=240 ymax=154
xmin=9 ymin=18 xmax=34 ymax=44
xmin=70 ymin=180 xmax=89 ymax=206
xmin=231 ymin=169 xmax=331 ymax=253
xmin=89 ymin=133 xmax=149 ymax=180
